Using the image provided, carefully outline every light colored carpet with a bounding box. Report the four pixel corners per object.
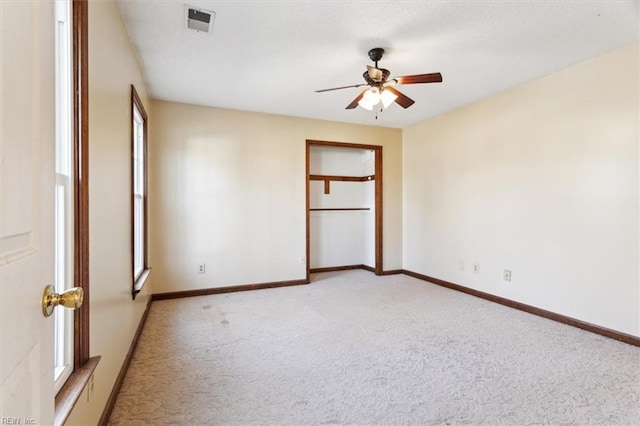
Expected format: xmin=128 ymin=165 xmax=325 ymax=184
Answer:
xmin=108 ymin=270 xmax=640 ymax=425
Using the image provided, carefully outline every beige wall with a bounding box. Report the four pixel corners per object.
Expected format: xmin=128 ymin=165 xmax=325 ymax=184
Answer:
xmin=66 ymin=1 xmax=152 ymax=424
xmin=150 ymin=101 xmax=403 ymax=293
xmin=403 ymin=43 xmax=639 ymax=336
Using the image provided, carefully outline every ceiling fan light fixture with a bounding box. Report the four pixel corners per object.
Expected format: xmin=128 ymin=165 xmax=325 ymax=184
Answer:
xmin=358 ymin=100 xmax=374 ymax=111
xmin=380 ymin=89 xmax=397 ymax=109
xmin=358 ymin=87 xmax=381 ymax=110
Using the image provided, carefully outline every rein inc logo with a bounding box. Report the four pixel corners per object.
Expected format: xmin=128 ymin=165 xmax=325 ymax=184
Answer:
xmin=1 ymin=418 xmax=36 ymax=425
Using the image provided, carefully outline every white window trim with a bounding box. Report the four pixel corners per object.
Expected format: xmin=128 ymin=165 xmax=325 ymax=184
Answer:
xmin=131 ymin=85 xmax=150 ymax=297
xmin=54 ymin=0 xmax=74 ymax=394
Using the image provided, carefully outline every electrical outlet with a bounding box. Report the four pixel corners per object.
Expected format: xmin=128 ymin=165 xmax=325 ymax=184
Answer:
xmin=458 ymin=260 xmax=465 ymax=271
xmin=472 ymin=263 xmax=480 ymax=274
xmin=198 ymin=264 xmax=206 ymax=274
xmin=299 ymin=255 xmax=306 ymax=264
xmin=503 ymin=269 xmax=512 ymax=282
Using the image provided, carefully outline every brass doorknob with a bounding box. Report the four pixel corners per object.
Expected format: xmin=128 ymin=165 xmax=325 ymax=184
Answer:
xmin=42 ymin=285 xmax=83 ymax=317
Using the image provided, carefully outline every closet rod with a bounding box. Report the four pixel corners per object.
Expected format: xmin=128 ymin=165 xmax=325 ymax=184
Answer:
xmin=309 ymin=174 xmax=375 ymax=182
xmin=310 ymin=208 xmax=371 ymax=211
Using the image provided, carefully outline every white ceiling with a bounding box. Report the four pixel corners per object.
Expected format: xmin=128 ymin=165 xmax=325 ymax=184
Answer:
xmin=117 ymin=1 xmax=639 ymax=129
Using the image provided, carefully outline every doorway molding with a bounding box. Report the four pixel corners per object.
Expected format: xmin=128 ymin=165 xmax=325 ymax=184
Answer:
xmin=305 ymin=139 xmax=383 ymax=282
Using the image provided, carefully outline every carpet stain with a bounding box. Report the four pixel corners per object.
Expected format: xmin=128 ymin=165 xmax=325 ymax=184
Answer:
xmin=221 ymin=319 xmax=229 ymax=326
xmin=202 ymin=305 xmax=211 ymax=310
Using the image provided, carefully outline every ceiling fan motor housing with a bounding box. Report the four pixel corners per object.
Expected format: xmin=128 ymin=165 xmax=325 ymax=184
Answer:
xmin=363 ymin=69 xmax=390 ymax=86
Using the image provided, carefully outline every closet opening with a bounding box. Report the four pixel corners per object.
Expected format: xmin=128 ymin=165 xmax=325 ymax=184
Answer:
xmin=305 ymin=140 xmax=383 ymax=282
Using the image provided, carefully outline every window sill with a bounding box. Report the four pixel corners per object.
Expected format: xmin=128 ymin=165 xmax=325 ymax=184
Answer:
xmin=132 ymin=268 xmax=151 ymax=299
xmin=54 ymin=355 xmax=101 ymax=426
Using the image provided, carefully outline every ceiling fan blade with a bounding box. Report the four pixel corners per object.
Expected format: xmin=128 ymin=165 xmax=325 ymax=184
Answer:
xmin=385 ymin=86 xmax=415 ymax=109
xmin=394 ymin=72 xmax=443 ymax=85
xmin=315 ymin=83 xmax=367 ymax=93
xmin=367 ymin=65 xmax=383 ymax=82
xmin=346 ymin=90 xmax=367 ymax=109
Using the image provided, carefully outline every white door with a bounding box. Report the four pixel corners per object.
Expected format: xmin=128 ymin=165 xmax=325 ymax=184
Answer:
xmin=1 ymin=1 xmax=56 ymax=424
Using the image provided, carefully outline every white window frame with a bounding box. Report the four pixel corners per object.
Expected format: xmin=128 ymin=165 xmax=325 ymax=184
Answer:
xmin=54 ymin=0 xmax=74 ymax=393
xmin=131 ymin=85 xmax=149 ymax=296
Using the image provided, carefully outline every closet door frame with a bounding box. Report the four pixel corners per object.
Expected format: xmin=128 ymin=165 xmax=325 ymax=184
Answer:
xmin=305 ymin=139 xmax=383 ymax=281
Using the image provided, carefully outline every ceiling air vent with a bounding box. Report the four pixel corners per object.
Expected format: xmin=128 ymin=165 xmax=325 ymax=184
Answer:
xmin=184 ymin=5 xmax=215 ymax=34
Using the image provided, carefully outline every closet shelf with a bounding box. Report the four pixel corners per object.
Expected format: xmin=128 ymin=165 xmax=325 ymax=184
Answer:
xmin=310 ymin=174 xmax=375 ymax=194
xmin=310 ymin=208 xmax=371 ymax=211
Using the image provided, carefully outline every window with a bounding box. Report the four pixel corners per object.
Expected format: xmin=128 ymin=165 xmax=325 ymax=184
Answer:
xmin=54 ymin=0 xmax=73 ymax=393
xmin=131 ymin=85 xmax=150 ymax=296
xmin=54 ymin=1 xmax=98 ymax=423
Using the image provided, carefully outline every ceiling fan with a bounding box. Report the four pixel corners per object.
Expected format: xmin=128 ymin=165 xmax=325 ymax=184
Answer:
xmin=315 ymin=48 xmax=443 ymax=111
